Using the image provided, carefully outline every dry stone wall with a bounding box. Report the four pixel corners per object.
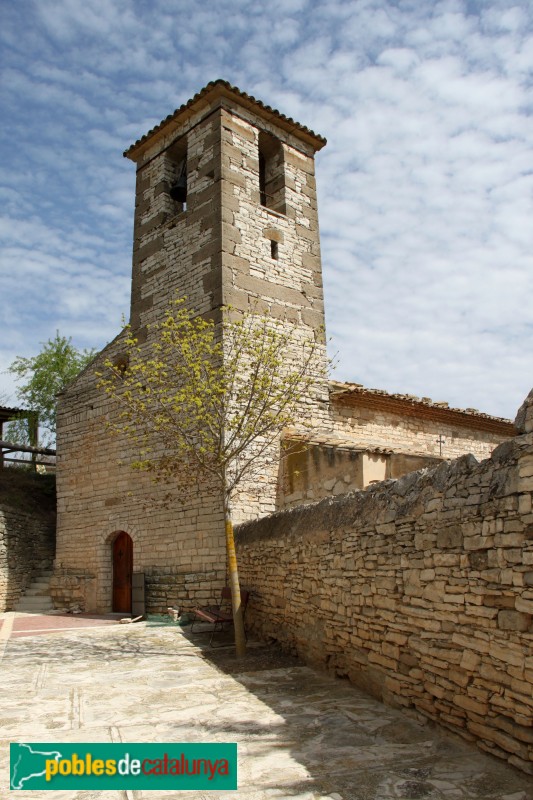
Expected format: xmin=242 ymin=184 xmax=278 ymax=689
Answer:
xmin=0 ymin=499 xmax=55 ymax=611
xmin=236 ymin=424 xmax=533 ymax=774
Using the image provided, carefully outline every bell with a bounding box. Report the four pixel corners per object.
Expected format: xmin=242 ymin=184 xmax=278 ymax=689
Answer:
xmin=169 ymin=174 xmax=187 ymax=202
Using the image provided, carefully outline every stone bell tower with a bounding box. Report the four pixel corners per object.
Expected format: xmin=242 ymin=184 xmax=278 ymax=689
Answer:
xmin=124 ymin=80 xmax=330 ymax=520
xmin=125 ymin=79 xmax=327 ymax=347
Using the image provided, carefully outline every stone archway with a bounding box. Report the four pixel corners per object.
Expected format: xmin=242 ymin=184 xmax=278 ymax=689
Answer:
xmin=95 ymin=523 xmax=140 ymax=613
xmin=112 ymin=531 xmax=133 ymax=613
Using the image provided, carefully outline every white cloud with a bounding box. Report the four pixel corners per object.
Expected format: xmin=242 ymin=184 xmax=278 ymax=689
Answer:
xmin=0 ymin=0 xmax=532 ymax=420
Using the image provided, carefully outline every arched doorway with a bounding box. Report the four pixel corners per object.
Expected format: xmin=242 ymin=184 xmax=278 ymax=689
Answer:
xmin=112 ymin=531 xmax=133 ymax=613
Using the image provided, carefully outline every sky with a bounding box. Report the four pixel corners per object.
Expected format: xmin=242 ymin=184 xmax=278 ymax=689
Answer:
xmin=0 ymin=0 xmax=532 ymax=420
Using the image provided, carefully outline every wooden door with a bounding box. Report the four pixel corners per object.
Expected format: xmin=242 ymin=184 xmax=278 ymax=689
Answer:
xmin=112 ymin=531 xmax=133 ymax=613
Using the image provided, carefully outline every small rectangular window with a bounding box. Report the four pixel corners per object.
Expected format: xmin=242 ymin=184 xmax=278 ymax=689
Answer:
xmin=271 ymin=240 xmax=278 ymax=260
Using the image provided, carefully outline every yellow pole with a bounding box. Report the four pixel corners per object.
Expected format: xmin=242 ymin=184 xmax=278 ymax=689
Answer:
xmin=225 ymin=514 xmax=246 ymax=658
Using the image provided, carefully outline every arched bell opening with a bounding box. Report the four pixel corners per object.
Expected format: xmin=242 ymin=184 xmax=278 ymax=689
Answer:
xmin=258 ymin=130 xmax=286 ymax=214
xmin=167 ymin=137 xmax=188 ymax=211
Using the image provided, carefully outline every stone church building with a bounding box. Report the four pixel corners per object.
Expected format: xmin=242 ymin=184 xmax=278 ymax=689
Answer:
xmin=53 ymin=81 xmax=513 ymax=614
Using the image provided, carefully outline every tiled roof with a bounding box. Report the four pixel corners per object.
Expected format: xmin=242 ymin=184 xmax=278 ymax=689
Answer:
xmin=285 ymin=431 xmax=394 ymax=454
xmin=329 ymin=381 xmax=515 ymax=433
xmin=124 ymin=79 xmax=327 ymax=159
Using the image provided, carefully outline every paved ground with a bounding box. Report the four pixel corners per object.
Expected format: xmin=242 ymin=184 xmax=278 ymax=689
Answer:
xmin=1 ymin=611 xmax=532 ymax=800
xmin=3 ymin=611 xmax=121 ymax=639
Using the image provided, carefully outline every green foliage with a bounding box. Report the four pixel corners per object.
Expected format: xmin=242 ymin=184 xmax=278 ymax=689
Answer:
xmin=7 ymin=331 xmax=96 ymax=445
xmin=2 ymin=416 xmax=34 ymax=450
xmin=98 ymin=298 xmax=327 ymax=507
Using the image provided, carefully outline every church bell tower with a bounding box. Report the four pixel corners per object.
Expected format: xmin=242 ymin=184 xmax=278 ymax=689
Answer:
xmin=124 ymin=80 xmax=327 ymax=339
xmin=124 ymin=79 xmax=329 ymax=520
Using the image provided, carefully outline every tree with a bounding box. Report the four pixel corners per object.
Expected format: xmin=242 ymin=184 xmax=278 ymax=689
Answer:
xmin=7 ymin=332 xmax=96 ymax=446
xmin=98 ymin=298 xmax=327 ymax=657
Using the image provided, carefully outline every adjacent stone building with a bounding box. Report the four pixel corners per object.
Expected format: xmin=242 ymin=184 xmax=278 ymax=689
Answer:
xmin=54 ymin=81 xmax=513 ymax=614
xmin=282 ymin=382 xmax=514 ymax=508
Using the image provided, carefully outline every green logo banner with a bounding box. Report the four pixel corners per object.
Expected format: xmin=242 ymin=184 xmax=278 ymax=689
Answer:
xmin=10 ymin=742 xmax=237 ymax=791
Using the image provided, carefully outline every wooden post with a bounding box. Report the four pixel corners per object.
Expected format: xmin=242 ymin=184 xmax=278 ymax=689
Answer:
xmin=28 ymin=412 xmax=38 ymax=471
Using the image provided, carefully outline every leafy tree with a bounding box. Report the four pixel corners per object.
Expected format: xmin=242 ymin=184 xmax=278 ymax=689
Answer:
xmin=7 ymin=332 xmax=96 ymax=446
xmin=98 ymin=298 xmax=327 ymax=656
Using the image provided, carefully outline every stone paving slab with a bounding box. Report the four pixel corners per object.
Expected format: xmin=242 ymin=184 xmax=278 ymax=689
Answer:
xmin=0 ymin=617 xmax=532 ymax=800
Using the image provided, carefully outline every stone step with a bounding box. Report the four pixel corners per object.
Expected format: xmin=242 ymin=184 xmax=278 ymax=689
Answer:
xmin=18 ymin=589 xmax=52 ymax=601
xmin=15 ymin=569 xmax=54 ymax=612
xmin=26 ymin=578 xmax=50 ymax=592
xmin=22 ymin=597 xmax=51 ymax=604
xmin=17 ymin=600 xmax=54 ymax=612
xmin=17 ymin=593 xmax=53 ymax=604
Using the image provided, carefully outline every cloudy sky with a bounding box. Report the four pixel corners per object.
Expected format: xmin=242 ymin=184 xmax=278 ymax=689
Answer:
xmin=1 ymin=0 xmax=532 ymax=420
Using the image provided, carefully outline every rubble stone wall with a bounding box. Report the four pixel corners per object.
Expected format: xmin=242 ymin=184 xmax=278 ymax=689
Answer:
xmin=0 ymin=503 xmax=55 ymax=611
xmin=236 ymin=430 xmax=533 ymax=774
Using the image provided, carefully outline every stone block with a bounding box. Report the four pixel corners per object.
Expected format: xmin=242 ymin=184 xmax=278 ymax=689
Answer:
xmin=453 ymin=693 xmax=488 ymax=716
xmin=489 ymin=641 xmax=524 ymax=667
xmin=508 ymin=755 xmax=533 ymax=776
xmin=137 ymin=235 xmax=164 ymax=263
xmin=436 ymin=526 xmax=463 ymax=548
xmin=484 ymin=594 xmax=516 ymax=609
xmin=494 ymin=715 xmax=533 ymax=744
xmin=497 ymin=610 xmax=531 ymax=631
xmin=515 ymin=597 xmax=533 ymax=615
xmin=514 ymin=388 xmax=533 ymax=434
xmin=445 ymin=669 xmax=470 ymax=688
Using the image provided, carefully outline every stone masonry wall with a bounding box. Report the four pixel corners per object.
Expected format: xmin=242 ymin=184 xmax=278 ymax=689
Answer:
xmin=236 ymin=422 xmax=533 ymax=774
xmin=130 ymin=105 xmax=224 ymax=332
xmin=55 ymin=331 xmax=227 ymax=614
xmin=217 ymin=102 xmax=331 ymax=524
xmin=330 ymin=399 xmax=510 ymax=463
xmin=0 ymin=502 xmax=55 ymax=611
xmin=55 ymin=102 xmax=236 ymax=614
xmin=127 ymin=99 xmax=332 ymax=526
